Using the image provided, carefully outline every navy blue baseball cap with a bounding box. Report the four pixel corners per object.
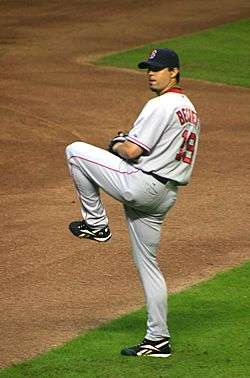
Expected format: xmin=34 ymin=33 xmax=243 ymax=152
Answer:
xmin=138 ymin=48 xmax=180 ymax=69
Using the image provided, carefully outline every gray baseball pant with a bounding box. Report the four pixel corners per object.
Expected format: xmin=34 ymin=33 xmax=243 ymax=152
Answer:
xmin=66 ymin=141 xmax=178 ymax=340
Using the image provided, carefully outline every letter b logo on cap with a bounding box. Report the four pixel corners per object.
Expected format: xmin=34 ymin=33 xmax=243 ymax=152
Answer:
xmin=149 ymin=49 xmax=157 ymax=59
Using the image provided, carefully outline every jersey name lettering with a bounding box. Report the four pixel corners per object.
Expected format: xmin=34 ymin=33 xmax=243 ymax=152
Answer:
xmin=176 ymin=108 xmax=197 ymax=126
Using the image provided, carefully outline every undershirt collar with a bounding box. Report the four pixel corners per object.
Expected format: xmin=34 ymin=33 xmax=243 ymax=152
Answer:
xmin=162 ymin=87 xmax=183 ymax=94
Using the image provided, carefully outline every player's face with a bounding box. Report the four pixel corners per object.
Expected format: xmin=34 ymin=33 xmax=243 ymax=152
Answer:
xmin=147 ymin=67 xmax=178 ymax=94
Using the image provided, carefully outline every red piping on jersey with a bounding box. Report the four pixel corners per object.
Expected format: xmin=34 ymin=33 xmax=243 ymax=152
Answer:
xmin=162 ymin=87 xmax=183 ymax=94
xmin=69 ymin=155 xmax=139 ymax=175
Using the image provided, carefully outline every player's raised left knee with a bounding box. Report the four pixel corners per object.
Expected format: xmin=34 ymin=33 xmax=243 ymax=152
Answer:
xmin=65 ymin=141 xmax=86 ymax=159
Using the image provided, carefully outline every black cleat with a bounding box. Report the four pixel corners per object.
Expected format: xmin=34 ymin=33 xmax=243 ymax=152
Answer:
xmin=121 ymin=337 xmax=171 ymax=358
xmin=69 ymin=220 xmax=112 ymax=242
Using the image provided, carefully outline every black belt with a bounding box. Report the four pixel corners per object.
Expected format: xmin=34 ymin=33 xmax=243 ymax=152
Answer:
xmin=142 ymin=171 xmax=169 ymax=185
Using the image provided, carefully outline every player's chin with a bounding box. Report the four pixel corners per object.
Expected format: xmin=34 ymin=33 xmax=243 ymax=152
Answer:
xmin=149 ymin=86 xmax=160 ymax=94
xmin=149 ymin=83 xmax=158 ymax=92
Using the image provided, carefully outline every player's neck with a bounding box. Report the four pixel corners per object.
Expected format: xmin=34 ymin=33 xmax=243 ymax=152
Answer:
xmin=159 ymin=86 xmax=182 ymax=96
xmin=159 ymin=82 xmax=181 ymax=96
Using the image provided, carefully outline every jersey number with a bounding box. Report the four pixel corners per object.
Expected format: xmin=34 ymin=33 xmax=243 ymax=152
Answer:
xmin=176 ymin=130 xmax=196 ymax=164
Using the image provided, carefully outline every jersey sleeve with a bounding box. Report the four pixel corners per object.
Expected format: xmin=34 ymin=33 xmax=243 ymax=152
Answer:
xmin=127 ymin=98 xmax=170 ymax=153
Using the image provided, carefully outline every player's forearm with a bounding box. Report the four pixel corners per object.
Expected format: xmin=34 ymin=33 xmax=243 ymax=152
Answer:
xmin=112 ymin=141 xmax=142 ymax=160
xmin=113 ymin=142 xmax=132 ymax=160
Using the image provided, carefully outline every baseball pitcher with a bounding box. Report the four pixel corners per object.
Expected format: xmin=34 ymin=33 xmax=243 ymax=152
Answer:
xmin=66 ymin=48 xmax=200 ymax=357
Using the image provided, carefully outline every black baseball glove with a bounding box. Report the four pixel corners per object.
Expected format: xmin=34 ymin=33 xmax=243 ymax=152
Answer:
xmin=108 ymin=131 xmax=128 ymax=154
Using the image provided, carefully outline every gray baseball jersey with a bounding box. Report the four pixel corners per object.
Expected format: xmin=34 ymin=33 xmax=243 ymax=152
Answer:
xmin=127 ymin=88 xmax=200 ymax=185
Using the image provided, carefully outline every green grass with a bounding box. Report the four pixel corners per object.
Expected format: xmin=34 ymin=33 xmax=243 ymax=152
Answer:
xmin=1 ymin=262 xmax=249 ymax=378
xmin=96 ymin=19 xmax=250 ymax=87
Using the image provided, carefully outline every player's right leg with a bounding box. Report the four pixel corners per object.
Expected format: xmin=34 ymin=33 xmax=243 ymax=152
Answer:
xmin=124 ymin=206 xmax=170 ymax=340
xmin=121 ymin=183 xmax=178 ymax=356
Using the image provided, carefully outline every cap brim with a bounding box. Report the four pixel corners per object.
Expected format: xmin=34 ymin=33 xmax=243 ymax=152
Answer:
xmin=138 ymin=61 xmax=166 ymax=69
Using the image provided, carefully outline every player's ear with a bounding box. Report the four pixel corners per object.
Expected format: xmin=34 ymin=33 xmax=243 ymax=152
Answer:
xmin=170 ymin=68 xmax=179 ymax=80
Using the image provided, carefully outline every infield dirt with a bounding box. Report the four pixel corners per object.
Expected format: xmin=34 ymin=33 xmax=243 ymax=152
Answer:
xmin=0 ymin=0 xmax=250 ymax=367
